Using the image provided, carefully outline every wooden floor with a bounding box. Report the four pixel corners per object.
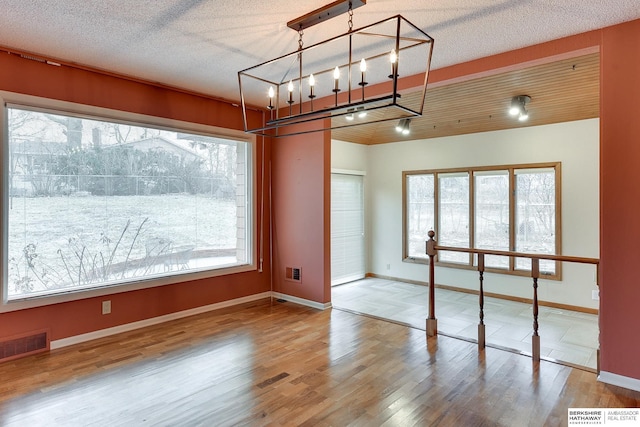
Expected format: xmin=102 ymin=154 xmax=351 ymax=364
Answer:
xmin=0 ymin=298 xmax=638 ymax=426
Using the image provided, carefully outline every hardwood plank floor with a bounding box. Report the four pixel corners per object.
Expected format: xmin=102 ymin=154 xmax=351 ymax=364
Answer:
xmin=0 ymin=298 xmax=637 ymax=426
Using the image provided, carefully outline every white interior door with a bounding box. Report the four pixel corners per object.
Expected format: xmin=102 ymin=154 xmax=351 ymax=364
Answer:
xmin=331 ymin=173 xmax=365 ymax=286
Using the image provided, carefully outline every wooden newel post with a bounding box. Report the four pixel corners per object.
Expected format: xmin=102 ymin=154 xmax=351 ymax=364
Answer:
xmin=531 ymin=258 xmax=541 ymax=362
xmin=426 ymin=230 xmax=438 ymax=337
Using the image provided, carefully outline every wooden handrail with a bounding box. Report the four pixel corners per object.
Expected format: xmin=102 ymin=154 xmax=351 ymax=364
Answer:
xmin=433 ymin=245 xmax=599 ymax=265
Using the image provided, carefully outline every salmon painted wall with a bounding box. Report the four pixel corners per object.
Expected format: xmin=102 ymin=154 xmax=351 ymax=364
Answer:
xmin=599 ymin=19 xmax=640 ymax=380
xmin=0 ymin=52 xmax=271 ymax=341
xmin=271 ymin=121 xmax=331 ymax=304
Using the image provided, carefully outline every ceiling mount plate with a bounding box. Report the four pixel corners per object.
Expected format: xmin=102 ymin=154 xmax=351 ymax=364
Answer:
xmin=287 ymin=0 xmax=366 ymax=31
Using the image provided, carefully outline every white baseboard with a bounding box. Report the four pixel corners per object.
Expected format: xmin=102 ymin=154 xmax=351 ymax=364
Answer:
xmin=272 ymin=292 xmax=332 ymax=310
xmin=51 ymin=291 xmax=331 ymax=350
xmin=50 ymin=292 xmax=271 ymax=350
xmin=598 ymin=371 xmax=640 ymax=393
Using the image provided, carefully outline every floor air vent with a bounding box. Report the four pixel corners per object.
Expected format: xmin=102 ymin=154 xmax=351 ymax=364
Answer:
xmin=0 ymin=330 xmax=49 ymax=362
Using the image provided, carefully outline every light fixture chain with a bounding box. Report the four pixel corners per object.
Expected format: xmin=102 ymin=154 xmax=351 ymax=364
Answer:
xmin=348 ymin=4 xmax=353 ymax=32
xmin=298 ymin=28 xmax=304 ymax=51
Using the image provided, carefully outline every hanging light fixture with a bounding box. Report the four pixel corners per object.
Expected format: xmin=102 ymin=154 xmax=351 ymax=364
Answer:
xmin=238 ymin=0 xmax=434 ymax=137
xmin=509 ymin=95 xmax=531 ymax=122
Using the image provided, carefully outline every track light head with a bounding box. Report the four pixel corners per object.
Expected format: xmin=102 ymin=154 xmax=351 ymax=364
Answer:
xmin=395 ymin=118 xmax=411 ymax=135
xmin=509 ymin=95 xmax=531 ymax=121
xmin=509 ymin=104 xmax=520 ymax=116
xmin=345 ymin=108 xmax=355 ymax=121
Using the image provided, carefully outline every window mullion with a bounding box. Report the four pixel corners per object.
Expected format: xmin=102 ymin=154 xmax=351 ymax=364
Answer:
xmin=555 ymin=163 xmax=562 ymax=276
xmin=469 ymin=170 xmax=475 ymax=266
xmin=509 ymin=167 xmax=516 ymax=271
xmin=433 ymin=172 xmax=439 ymax=263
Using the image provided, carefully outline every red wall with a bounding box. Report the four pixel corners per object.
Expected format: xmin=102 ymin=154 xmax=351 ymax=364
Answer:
xmin=0 ymin=52 xmax=271 ymax=341
xmin=599 ymin=19 xmax=640 ymax=380
xmin=271 ymin=121 xmax=331 ymax=304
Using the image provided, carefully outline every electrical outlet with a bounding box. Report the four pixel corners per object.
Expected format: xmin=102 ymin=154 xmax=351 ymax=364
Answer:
xmin=386 ymin=263 xmax=390 ymax=270
xmin=102 ymin=300 xmax=111 ymax=314
xmin=591 ymin=290 xmax=599 ymax=301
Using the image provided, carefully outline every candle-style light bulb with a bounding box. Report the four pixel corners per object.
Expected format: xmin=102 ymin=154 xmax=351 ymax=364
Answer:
xmin=333 ymin=66 xmax=340 ymax=91
xmin=359 ymin=58 xmax=367 ymax=88
xmin=287 ymin=80 xmax=294 ymax=103
xmin=309 ymin=74 xmax=315 ymax=98
xmin=268 ymin=86 xmax=275 ymax=109
xmin=389 ymin=49 xmax=398 ymax=78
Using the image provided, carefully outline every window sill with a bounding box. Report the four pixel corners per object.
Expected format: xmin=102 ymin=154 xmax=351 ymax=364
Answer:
xmin=1 ymin=263 xmax=257 ymax=313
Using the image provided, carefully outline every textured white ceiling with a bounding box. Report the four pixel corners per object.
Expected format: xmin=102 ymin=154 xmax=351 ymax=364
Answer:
xmin=1 ymin=0 xmax=639 ymax=103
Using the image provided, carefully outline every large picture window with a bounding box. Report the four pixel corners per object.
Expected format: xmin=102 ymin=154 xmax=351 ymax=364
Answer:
xmin=5 ymin=104 xmax=252 ymax=301
xmin=403 ymin=163 xmax=560 ymax=278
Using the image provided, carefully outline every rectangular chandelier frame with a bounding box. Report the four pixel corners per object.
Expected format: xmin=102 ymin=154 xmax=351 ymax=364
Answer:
xmin=238 ymin=13 xmax=434 ymax=137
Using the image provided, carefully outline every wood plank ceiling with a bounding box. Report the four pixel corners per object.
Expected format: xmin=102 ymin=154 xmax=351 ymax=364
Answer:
xmin=331 ymin=53 xmax=600 ymax=145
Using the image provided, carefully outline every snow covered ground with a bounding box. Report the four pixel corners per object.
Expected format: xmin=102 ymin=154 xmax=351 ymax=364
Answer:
xmin=8 ymin=194 xmax=239 ymax=297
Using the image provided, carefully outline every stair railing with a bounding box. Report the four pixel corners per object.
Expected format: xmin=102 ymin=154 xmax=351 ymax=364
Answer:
xmin=425 ymin=230 xmax=599 ymax=362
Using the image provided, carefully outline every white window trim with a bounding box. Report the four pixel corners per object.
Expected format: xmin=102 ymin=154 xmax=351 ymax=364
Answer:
xmin=0 ymin=91 xmax=257 ymax=313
